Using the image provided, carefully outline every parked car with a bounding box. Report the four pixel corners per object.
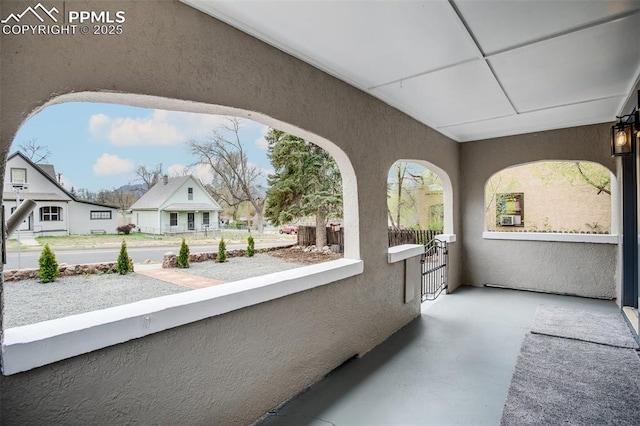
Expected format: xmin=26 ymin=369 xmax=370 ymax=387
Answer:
xmin=279 ymin=225 xmax=299 ymax=234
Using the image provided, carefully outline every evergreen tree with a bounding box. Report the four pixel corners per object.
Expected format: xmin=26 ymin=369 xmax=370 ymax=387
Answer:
xmin=178 ymin=238 xmax=190 ymax=268
xmin=117 ymin=240 xmax=132 ymax=275
xmin=38 ymin=244 xmax=59 ymax=283
xmin=246 ymin=235 xmax=255 ymax=257
xmin=264 ymin=129 xmax=342 ymax=247
xmin=217 ymin=238 xmax=227 ymax=262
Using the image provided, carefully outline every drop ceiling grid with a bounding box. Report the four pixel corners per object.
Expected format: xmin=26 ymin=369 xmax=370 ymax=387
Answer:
xmin=372 ymin=59 xmax=514 ymax=128
xmin=488 ymin=13 xmax=640 ymax=114
xmin=453 ymin=0 xmax=639 ymax=55
xmin=181 ymin=0 xmax=640 ymax=142
xmin=444 ymin=96 xmax=625 ymax=142
xmin=187 ymin=0 xmax=480 ymax=90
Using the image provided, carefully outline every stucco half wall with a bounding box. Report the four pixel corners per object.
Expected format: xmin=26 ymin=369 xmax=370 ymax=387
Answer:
xmin=0 ymin=1 xmax=460 ymax=424
xmin=460 ymin=124 xmax=618 ymax=299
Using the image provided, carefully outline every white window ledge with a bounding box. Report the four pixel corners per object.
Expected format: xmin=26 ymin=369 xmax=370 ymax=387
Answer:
xmin=388 ymin=244 xmax=424 ymax=263
xmin=2 ymin=258 xmax=363 ymax=375
xmin=387 ymin=235 xmax=457 ymax=264
xmin=483 ymin=232 xmax=618 ymax=244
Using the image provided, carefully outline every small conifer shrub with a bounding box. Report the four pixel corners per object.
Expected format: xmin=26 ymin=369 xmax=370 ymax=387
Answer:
xmin=178 ymin=238 xmax=190 ymax=268
xmin=38 ymin=244 xmax=59 ymax=283
xmin=217 ymin=238 xmax=227 ymax=263
xmin=117 ymin=240 xmax=133 ymax=275
xmin=246 ymin=235 xmax=255 ymax=257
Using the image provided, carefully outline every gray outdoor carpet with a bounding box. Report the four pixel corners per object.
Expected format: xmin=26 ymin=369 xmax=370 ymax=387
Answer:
xmin=500 ymin=333 xmax=640 ymax=426
xmin=530 ymin=305 xmax=639 ymax=349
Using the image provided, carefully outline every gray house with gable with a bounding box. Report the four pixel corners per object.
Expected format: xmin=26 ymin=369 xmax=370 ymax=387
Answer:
xmin=3 ymin=151 xmax=119 ymax=236
xmin=128 ymin=175 xmax=221 ymax=234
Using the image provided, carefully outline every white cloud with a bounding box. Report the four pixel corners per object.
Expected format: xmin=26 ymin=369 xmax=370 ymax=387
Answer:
xmin=88 ymin=110 xmax=233 ymax=147
xmin=255 ymin=125 xmax=270 ymax=149
xmin=93 ymin=153 xmax=135 ymax=176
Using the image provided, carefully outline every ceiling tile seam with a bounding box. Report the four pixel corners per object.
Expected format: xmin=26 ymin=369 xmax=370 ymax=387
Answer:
xmin=448 ymin=0 xmax=518 ymax=115
xmin=368 ymin=91 xmax=459 ymax=140
xmin=618 ymin=65 xmax=640 ymax=116
xmin=367 ymin=58 xmax=478 ymax=91
xmin=437 ymin=94 xmax=624 ymax=129
xmin=517 ymin=94 xmax=626 ymax=116
xmin=436 ymin=112 xmax=516 ymax=129
xmin=485 ymin=8 xmax=640 ymax=59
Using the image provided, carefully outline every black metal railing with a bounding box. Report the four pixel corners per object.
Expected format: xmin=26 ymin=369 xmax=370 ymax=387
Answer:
xmin=421 ymin=238 xmax=448 ymax=301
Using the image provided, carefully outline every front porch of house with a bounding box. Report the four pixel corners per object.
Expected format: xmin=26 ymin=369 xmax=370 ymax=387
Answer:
xmin=258 ymin=286 xmax=633 ymax=425
xmin=1 ymin=1 xmax=639 ymax=424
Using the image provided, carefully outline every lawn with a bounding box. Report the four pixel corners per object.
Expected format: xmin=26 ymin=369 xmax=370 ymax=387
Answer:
xmin=6 ymin=230 xmax=296 ymax=251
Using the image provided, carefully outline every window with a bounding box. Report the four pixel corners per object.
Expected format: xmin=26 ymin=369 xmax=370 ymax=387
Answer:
xmin=485 ymin=161 xmax=612 ymax=233
xmin=90 ymin=211 xmax=112 ymax=220
xmin=170 ymin=212 xmax=178 ymax=227
xmin=10 ymin=168 xmax=26 ymax=184
xmin=40 ymin=206 xmax=62 ymax=221
xmin=188 ymin=187 xmax=193 ymax=200
xmin=203 ymin=212 xmax=210 ymax=226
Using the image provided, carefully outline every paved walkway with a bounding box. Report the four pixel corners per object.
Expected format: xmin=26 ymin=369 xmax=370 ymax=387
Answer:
xmin=135 ymin=264 xmax=225 ymax=289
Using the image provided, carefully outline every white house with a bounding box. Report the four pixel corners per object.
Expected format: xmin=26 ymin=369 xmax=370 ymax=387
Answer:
xmin=128 ymin=175 xmax=221 ymax=234
xmin=3 ymin=152 xmax=120 ymax=236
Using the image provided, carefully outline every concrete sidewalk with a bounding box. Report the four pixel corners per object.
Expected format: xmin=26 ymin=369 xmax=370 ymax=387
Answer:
xmin=135 ymin=263 xmax=225 ymax=289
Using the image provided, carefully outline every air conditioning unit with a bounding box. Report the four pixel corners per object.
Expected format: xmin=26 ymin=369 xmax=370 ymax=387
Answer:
xmin=500 ymin=215 xmax=516 ymax=226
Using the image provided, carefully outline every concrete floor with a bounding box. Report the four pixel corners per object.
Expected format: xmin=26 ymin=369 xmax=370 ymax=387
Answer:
xmin=257 ymin=286 xmax=621 ymax=426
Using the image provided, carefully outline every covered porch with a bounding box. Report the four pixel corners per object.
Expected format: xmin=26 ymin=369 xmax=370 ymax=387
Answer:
xmin=258 ymin=286 xmax=630 ymax=425
xmin=1 ymin=1 xmax=639 ymax=425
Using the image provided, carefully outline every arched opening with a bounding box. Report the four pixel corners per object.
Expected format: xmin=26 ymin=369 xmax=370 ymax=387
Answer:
xmin=3 ymin=92 xmax=360 ymax=329
xmin=386 ymin=159 xmax=454 ymax=240
xmin=485 ymin=161 xmax=615 ymax=234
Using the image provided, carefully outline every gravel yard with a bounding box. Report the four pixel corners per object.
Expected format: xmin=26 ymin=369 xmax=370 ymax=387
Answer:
xmin=3 ymin=251 xmax=339 ymax=328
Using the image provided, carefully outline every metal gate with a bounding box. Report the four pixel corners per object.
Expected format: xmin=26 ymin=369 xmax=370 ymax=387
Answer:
xmin=421 ymin=238 xmax=448 ymax=301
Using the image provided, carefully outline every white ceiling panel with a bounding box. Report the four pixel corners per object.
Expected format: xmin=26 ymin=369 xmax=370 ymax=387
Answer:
xmin=443 ymin=96 xmax=625 ymax=142
xmin=372 ymin=60 xmax=514 ymax=128
xmin=182 ymin=1 xmax=640 ymax=142
xmin=455 ymin=0 xmax=639 ymax=55
xmin=490 ymin=13 xmax=640 ymax=113
xmin=184 ymin=0 xmax=479 ymax=88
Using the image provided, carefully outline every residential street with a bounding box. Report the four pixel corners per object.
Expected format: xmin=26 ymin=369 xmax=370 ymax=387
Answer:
xmin=5 ymin=241 xmax=294 ymax=270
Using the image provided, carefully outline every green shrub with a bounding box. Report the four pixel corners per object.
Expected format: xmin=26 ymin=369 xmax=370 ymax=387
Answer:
xmin=117 ymin=240 xmax=133 ymax=275
xmin=217 ymin=238 xmax=227 ymax=263
xmin=38 ymin=244 xmax=59 ymax=283
xmin=178 ymin=238 xmax=190 ymax=268
xmin=246 ymin=235 xmax=255 ymax=257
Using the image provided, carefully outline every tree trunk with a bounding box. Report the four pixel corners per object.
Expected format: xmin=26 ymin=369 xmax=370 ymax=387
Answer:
xmin=315 ymin=211 xmax=327 ymax=248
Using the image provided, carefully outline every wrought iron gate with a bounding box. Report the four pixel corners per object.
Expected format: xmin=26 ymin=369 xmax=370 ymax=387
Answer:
xmin=421 ymin=239 xmax=448 ymax=301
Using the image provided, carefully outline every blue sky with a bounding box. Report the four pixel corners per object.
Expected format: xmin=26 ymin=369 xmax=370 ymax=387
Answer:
xmin=11 ymin=102 xmax=272 ymax=192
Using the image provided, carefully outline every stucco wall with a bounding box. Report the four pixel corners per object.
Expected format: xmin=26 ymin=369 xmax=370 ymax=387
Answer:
xmin=461 ymin=124 xmax=618 ymax=299
xmin=0 ymin=1 xmax=460 ymax=424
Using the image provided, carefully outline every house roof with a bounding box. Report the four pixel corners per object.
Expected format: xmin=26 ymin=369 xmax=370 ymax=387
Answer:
xmin=163 ymin=203 xmax=221 ymax=211
xmin=129 ymin=175 xmax=221 ymax=211
xmin=7 ymin=151 xmax=119 ymax=210
xmin=3 ymin=192 xmax=68 ymax=202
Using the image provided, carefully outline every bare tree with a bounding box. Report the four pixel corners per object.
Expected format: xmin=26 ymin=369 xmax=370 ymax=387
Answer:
xmin=187 ymin=118 xmax=265 ymax=232
xmin=19 ymin=138 xmax=51 ymax=163
xmin=388 ymin=162 xmax=424 ymax=229
xmin=134 ymin=164 xmax=163 ymax=190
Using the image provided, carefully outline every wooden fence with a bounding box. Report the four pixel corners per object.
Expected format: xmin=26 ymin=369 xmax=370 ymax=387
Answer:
xmin=297 ymin=226 xmax=443 ymax=249
xmin=297 ymin=226 xmax=344 ymax=250
xmin=388 ymin=229 xmax=441 ymax=246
